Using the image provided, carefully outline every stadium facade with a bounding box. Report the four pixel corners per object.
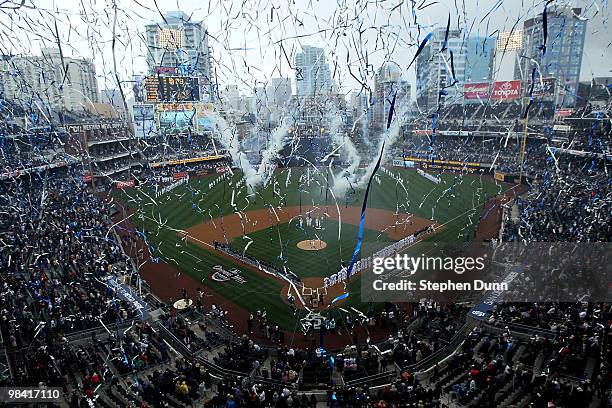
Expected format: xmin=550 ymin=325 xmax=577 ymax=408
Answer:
xmin=294 ymin=45 xmax=334 ymax=97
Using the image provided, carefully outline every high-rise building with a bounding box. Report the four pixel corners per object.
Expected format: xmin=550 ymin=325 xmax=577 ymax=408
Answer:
xmin=515 ymin=5 xmax=586 ymax=107
xmin=294 ymin=46 xmax=333 ymax=97
xmin=240 ymin=95 xmax=256 ymax=114
xmin=0 ymin=48 xmax=99 ymax=112
xmin=416 ymin=29 xmax=494 ymax=111
xmin=254 ymin=86 xmax=269 ymax=116
xmin=349 ymin=90 xmax=374 ymax=145
xmin=223 ymin=85 xmax=240 ymax=111
xmin=145 ymin=11 xmax=212 ymax=91
xmin=267 ymin=77 xmax=292 ymax=107
xmin=493 ymin=31 xmax=523 ymax=81
xmin=350 ymin=91 xmax=372 ymax=120
xmin=373 ymin=63 xmax=411 ymax=131
xmin=464 ymin=37 xmax=495 ymax=83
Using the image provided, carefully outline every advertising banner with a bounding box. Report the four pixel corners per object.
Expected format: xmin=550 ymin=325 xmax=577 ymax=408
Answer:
xmin=133 ymin=103 xmax=155 ymax=117
xmin=133 ymin=103 xmax=157 ymax=138
xmin=195 ymin=102 xmax=215 ymax=132
xmin=464 ymin=82 xmax=490 ymax=100
xmin=154 ymin=66 xmax=177 ymax=75
xmin=58 ymin=122 xmax=126 ymax=133
xmin=156 ymin=102 xmax=197 ymax=112
xmin=413 ymin=129 xmax=433 ymax=136
xmin=197 ymin=102 xmax=214 ymax=111
xmin=144 ymin=76 xmax=159 ymax=102
xmin=440 ymin=130 xmax=473 ymax=136
xmin=392 ymin=159 xmax=415 ymax=168
xmin=528 ymin=77 xmax=556 ymax=98
xmin=133 ymin=74 xmax=145 ymax=103
xmin=158 ymin=111 xmax=195 ymax=134
xmin=172 ymin=172 xmax=188 ymax=180
xmin=491 ymin=80 xmax=521 ymax=101
xmin=498 ymin=173 xmax=535 ymax=184
xmin=405 ymin=157 xmax=482 ymax=168
xmin=149 ymin=155 xmax=225 ymax=168
xmin=104 ymin=276 xmax=149 ymax=319
xmin=555 ymin=108 xmax=573 ymax=117
xmin=116 ymin=180 xmax=135 ymax=189
xmin=553 ymin=124 xmax=572 ymax=132
xmin=144 ymin=76 xmax=200 ymax=102
xmin=197 ymin=118 xmax=213 ymax=131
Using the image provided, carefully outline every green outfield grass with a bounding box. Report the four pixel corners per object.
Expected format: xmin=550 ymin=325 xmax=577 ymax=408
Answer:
xmin=113 ymin=166 xmax=505 ymax=330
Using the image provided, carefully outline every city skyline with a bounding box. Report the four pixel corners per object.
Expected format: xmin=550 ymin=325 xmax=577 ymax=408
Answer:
xmin=0 ymin=0 xmax=608 ymax=105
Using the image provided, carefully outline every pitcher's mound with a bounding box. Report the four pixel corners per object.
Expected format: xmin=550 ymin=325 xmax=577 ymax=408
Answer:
xmin=297 ymin=239 xmax=327 ymax=251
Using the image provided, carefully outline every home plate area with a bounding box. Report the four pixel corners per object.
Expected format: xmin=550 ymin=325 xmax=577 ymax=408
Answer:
xmin=282 ymin=277 xmax=346 ymax=311
xmin=301 ymin=284 xmax=327 ymax=308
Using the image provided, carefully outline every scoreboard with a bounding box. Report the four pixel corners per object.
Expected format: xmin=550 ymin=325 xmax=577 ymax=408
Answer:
xmin=144 ymin=76 xmax=200 ymax=102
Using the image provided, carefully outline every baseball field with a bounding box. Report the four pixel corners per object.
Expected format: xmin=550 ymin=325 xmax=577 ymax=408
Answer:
xmin=113 ymin=166 xmax=506 ymax=331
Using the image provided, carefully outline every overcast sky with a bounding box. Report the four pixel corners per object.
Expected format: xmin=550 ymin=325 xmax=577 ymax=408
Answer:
xmin=0 ymin=0 xmax=609 ymax=100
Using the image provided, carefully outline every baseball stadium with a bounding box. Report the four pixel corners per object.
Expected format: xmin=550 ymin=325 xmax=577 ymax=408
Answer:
xmin=0 ymin=1 xmax=609 ymax=407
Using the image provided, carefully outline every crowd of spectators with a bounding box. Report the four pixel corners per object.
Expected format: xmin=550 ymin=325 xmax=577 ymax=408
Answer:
xmin=502 ymin=157 xmax=610 ymax=242
xmin=0 ymin=176 xmax=140 ymax=347
xmin=0 ymin=164 xmax=606 ymax=407
xmin=0 ymin=171 xmax=186 ymax=406
xmin=0 ymin=93 xmax=609 ymax=407
xmin=0 ymin=127 xmax=73 ymax=175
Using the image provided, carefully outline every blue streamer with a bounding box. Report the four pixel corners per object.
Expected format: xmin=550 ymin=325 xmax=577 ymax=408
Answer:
xmin=347 ymin=93 xmax=397 ymax=277
xmin=449 ymin=50 xmax=456 ymax=84
xmin=408 ymin=31 xmax=433 ymax=70
xmin=441 ymin=14 xmax=451 ymax=52
xmin=542 ymin=1 xmax=551 ymax=55
xmin=332 ymin=292 xmax=350 ymax=304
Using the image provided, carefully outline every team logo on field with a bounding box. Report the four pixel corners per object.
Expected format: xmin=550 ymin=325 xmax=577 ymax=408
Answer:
xmin=300 ymin=311 xmax=324 ymax=332
xmin=210 ymin=265 xmax=247 ymax=284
